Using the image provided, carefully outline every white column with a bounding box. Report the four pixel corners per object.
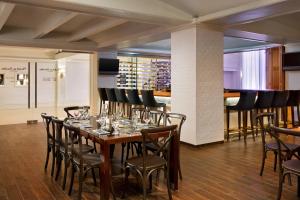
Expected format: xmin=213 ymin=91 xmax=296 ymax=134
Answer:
xmin=89 ymin=52 xmax=100 ymax=116
xmin=171 ymin=24 xmax=224 ymax=145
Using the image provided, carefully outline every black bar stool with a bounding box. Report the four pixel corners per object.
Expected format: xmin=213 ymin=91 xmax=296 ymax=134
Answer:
xmin=226 ymin=91 xmax=257 ymax=141
xmin=271 ymin=90 xmax=289 ymax=127
xmin=141 ymin=90 xmax=166 ymax=112
xmin=98 ymin=88 xmax=108 ymax=115
xmin=126 ymin=89 xmax=144 ymax=118
xmin=286 ymin=90 xmax=300 ymax=127
xmin=254 ymin=90 xmax=274 ymax=135
xmin=105 ymin=88 xmax=118 ymax=115
xmin=114 ymin=88 xmax=129 ymax=116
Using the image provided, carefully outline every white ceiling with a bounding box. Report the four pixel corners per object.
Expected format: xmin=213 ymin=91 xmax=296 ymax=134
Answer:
xmin=0 ymin=0 xmax=297 ymax=51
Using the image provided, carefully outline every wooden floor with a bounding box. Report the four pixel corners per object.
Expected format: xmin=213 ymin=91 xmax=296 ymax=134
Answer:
xmin=0 ymin=123 xmax=299 ymax=200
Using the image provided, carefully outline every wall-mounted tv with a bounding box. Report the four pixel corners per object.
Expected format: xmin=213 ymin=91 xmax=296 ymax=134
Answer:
xmin=99 ymin=58 xmax=119 ymax=75
xmin=283 ymin=52 xmax=300 ymax=71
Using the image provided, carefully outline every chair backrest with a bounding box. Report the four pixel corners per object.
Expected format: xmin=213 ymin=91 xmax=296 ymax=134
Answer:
xmin=272 ymin=91 xmax=288 ymax=108
xmin=235 ymin=91 xmax=257 ymax=110
xmin=41 ymin=113 xmax=54 ymax=142
xmin=126 ymin=89 xmax=143 ymax=105
xmin=63 ymin=122 xmax=83 ymax=161
xmin=114 ymin=88 xmax=128 ymax=103
xmin=105 ymin=88 xmax=118 ymax=102
xmin=270 ymin=125 xmax=300 ymax=169
xmin=140 ymin=125 xmax=177 ymax=171
xmin=165 ymin=113 xmax=186 ymax=139
xmin=64 ymin=106 xmax=90 ymax=118
xmin=256 ymin=112 xmax=276 ymax=147
xmin=98 ymin=88 xmax=108 ymax=102
xmin=51 ymin=117 xmax=64 ymax=147
xmin=255 ymin=91 xmax=274 ymax=109
xmin=141 ymin=90 xmax=158 ymax=107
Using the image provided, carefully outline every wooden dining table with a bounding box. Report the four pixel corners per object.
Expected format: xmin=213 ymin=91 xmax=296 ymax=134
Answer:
xmin=73 ymin=117 xmax=179 ymax=200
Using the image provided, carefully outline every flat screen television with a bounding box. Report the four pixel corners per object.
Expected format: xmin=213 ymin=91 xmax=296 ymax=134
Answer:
xmin=99 ymin=58 xmax=119 ymax=75
xmin=283 ymin=52 xmax=300 ymax=71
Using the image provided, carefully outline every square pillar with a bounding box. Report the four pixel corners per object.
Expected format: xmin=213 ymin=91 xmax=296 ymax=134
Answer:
xmin=171 ymin=24 xmax=224 ymax=145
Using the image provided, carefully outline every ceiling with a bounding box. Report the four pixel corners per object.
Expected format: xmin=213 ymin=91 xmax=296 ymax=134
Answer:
xmin=0 ymin=0 xmax=297 ymax=51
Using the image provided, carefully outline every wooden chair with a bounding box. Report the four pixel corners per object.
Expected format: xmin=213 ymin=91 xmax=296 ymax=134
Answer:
xmin=124 ymin=125 xmax=177 ymax=200
xmin=256 ymin=112 xmax=300 ymax=176
xmin=63 ymin=122 xmax=116 ymax=200
xmin=64 ymin=106 xmax=90 ymax=118
xmin=41 ymin=113 xmax=56 ymax=176
xmin=269 ymin=125 xmax=300 ymax=200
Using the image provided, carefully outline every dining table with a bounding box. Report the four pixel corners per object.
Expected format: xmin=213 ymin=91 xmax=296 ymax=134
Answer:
xmin=69 ymin=117 xmax=179 ymax=200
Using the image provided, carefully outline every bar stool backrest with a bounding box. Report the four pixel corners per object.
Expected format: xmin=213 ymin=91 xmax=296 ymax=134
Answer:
xmin=114 ymin=88 xmax=128 ymax=103
xmin=98 ymin=88 xmax=108 ymax=101
xmin=105 ymin=88 xmax=117 ymax=102
xmin=272 ymin=91 xmax=289 ymax=108
xmin=286 ymin=90 xmax=299 ymax=106
xmin=141 ymin=90 xmax=159 ymax=107
xmin=255 ymin=91 xmax=274 ymax=109
xmin=127 ymin=89 xmax=143 ymax=105
xmin=235 ymin=91 xmax=257 ymax=110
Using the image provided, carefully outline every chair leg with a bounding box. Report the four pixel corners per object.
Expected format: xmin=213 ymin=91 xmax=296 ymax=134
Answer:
xmin=55 ymin=154 xmax=62 ymax=181
xmin=68 ymin=165 xmax=75 ymax=195
xmin=62 ymin=156 xmax=69 ymax=190
xmin=122 ymin=167 xmax=130 ymax=198
xmin=243 ymin=111 xmax=248 ymax=141
xmin=44 ymin=146 xmax=50 ymax=170
xmin=142 ymin=175 xmax=147 ymax=200
xmin=51 ymin=148 xmax=56 ymax=177
xmin=274 ymin=152 xmax=278 ymax=172
xmin=226 ymin=109 xmax=230 ymax=141
xmin=91 ymin=168 xmax=97 ymax=186
xmin=260 ymin=151 xmax=266 ymax=176
xmin=166 ymin=167 xmax=172 ymax=200
xmin=250 ymin=110 xmax=255 ymax=141
xmin=297 ymin=105 xmax=300 ymax=125
xmin=291 ymin=106 xmax=295 ymax=127
xmin=78 ymin=167 xmax=84 ymax=200
xmin=178 ymin=160 xmax=183 ymax=180
xmin=93 ymin=141 xmax=97 ymax=153
xmin=238 ymin=111 xmax=241 ymax=140
xmin=277 ymin=172 xmax=284 ymax=200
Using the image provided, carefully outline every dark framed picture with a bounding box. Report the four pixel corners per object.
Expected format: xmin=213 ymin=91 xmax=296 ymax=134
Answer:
xmin=0 ymin=74 xmax=4 ymax=86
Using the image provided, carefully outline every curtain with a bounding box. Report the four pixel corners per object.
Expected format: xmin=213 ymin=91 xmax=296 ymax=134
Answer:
xmin=241 ymin=50 xmax=266 ymax=90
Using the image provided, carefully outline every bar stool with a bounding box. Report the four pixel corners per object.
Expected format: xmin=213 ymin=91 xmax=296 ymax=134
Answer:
xmin=114 ymin=88 xmax=129 ymax=116
xmin=141 ymin=90 xmax=166 ymax=112
xmin=105 ymin=88 xmax=118 ymax=115
xmin=254 ymin=90 xmax=274 ymax=135
xmin=98 ymin=88 xmax=108 ymax=115
xmin=226 ymin=91 xmax=257 ymax=141
xmin=126 ymin=89 xmax=144 ymax=118
xmin=271 ymin=90 xmax=289 ymax=127
xmin=286 ymin=90 xmax=300 ymax=127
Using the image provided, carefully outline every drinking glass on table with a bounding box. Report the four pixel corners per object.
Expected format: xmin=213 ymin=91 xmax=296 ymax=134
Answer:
xmin=144 ymin=111 xmax=151 ymax=125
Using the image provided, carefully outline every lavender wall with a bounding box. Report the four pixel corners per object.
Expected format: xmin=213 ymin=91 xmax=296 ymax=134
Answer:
xmin=224 ymin=52 xmax=242 ymax=89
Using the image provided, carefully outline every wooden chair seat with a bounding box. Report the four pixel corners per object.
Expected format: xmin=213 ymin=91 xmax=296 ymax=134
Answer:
xmin=266 ymin=142 xmax=300 ymax=151
xmin=126 ymin=155 xmax=166 ymax=171
xmin=73 ymin=153 xmax=104 ymax=167
xmin=60 ymin=144 xmax=94 ymax=154
xmin=283 ymin=159 xmax=300 ymax=174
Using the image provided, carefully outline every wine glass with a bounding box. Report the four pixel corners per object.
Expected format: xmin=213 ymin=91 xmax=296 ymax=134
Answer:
xmin=144 ymin=112 xmax=151 ymax=125
xmin=74 ymin=111 xmax=79 ymax=119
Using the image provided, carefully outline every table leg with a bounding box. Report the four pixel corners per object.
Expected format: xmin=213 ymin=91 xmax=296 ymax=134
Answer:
xmin=297 ymin=176 xmax=300 ymax=197
xmin=169 ymin=132 xmax=179 ymax=190
xmin=100 ymin=143 xmax=111 ymax=200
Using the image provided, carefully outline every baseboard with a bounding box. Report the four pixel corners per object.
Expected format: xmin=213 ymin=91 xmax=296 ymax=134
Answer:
xmin=180 ymin=140 xmax=224 ymax=148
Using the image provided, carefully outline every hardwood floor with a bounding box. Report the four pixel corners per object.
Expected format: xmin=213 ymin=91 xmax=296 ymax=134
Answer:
xmin=0 ymin=123 xmax=299 ymax=200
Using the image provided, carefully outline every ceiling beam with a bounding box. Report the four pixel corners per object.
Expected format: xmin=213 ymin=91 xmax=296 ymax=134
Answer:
xmin=68 ymin=19 xmax=127 ymax=42
xmin=3 ymin=0 xmax=191 ymax=26
xmin=203 ymin=0 xmax=299 ymax=27
xmin=0 ymin=2 xmax=15 ymax=31
xmin=33 ymin=11 xmax=78 ymax=39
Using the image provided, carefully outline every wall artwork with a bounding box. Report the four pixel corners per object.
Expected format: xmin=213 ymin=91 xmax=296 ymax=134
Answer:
xmin=15 ymin=73 xmax=29 ymax=86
